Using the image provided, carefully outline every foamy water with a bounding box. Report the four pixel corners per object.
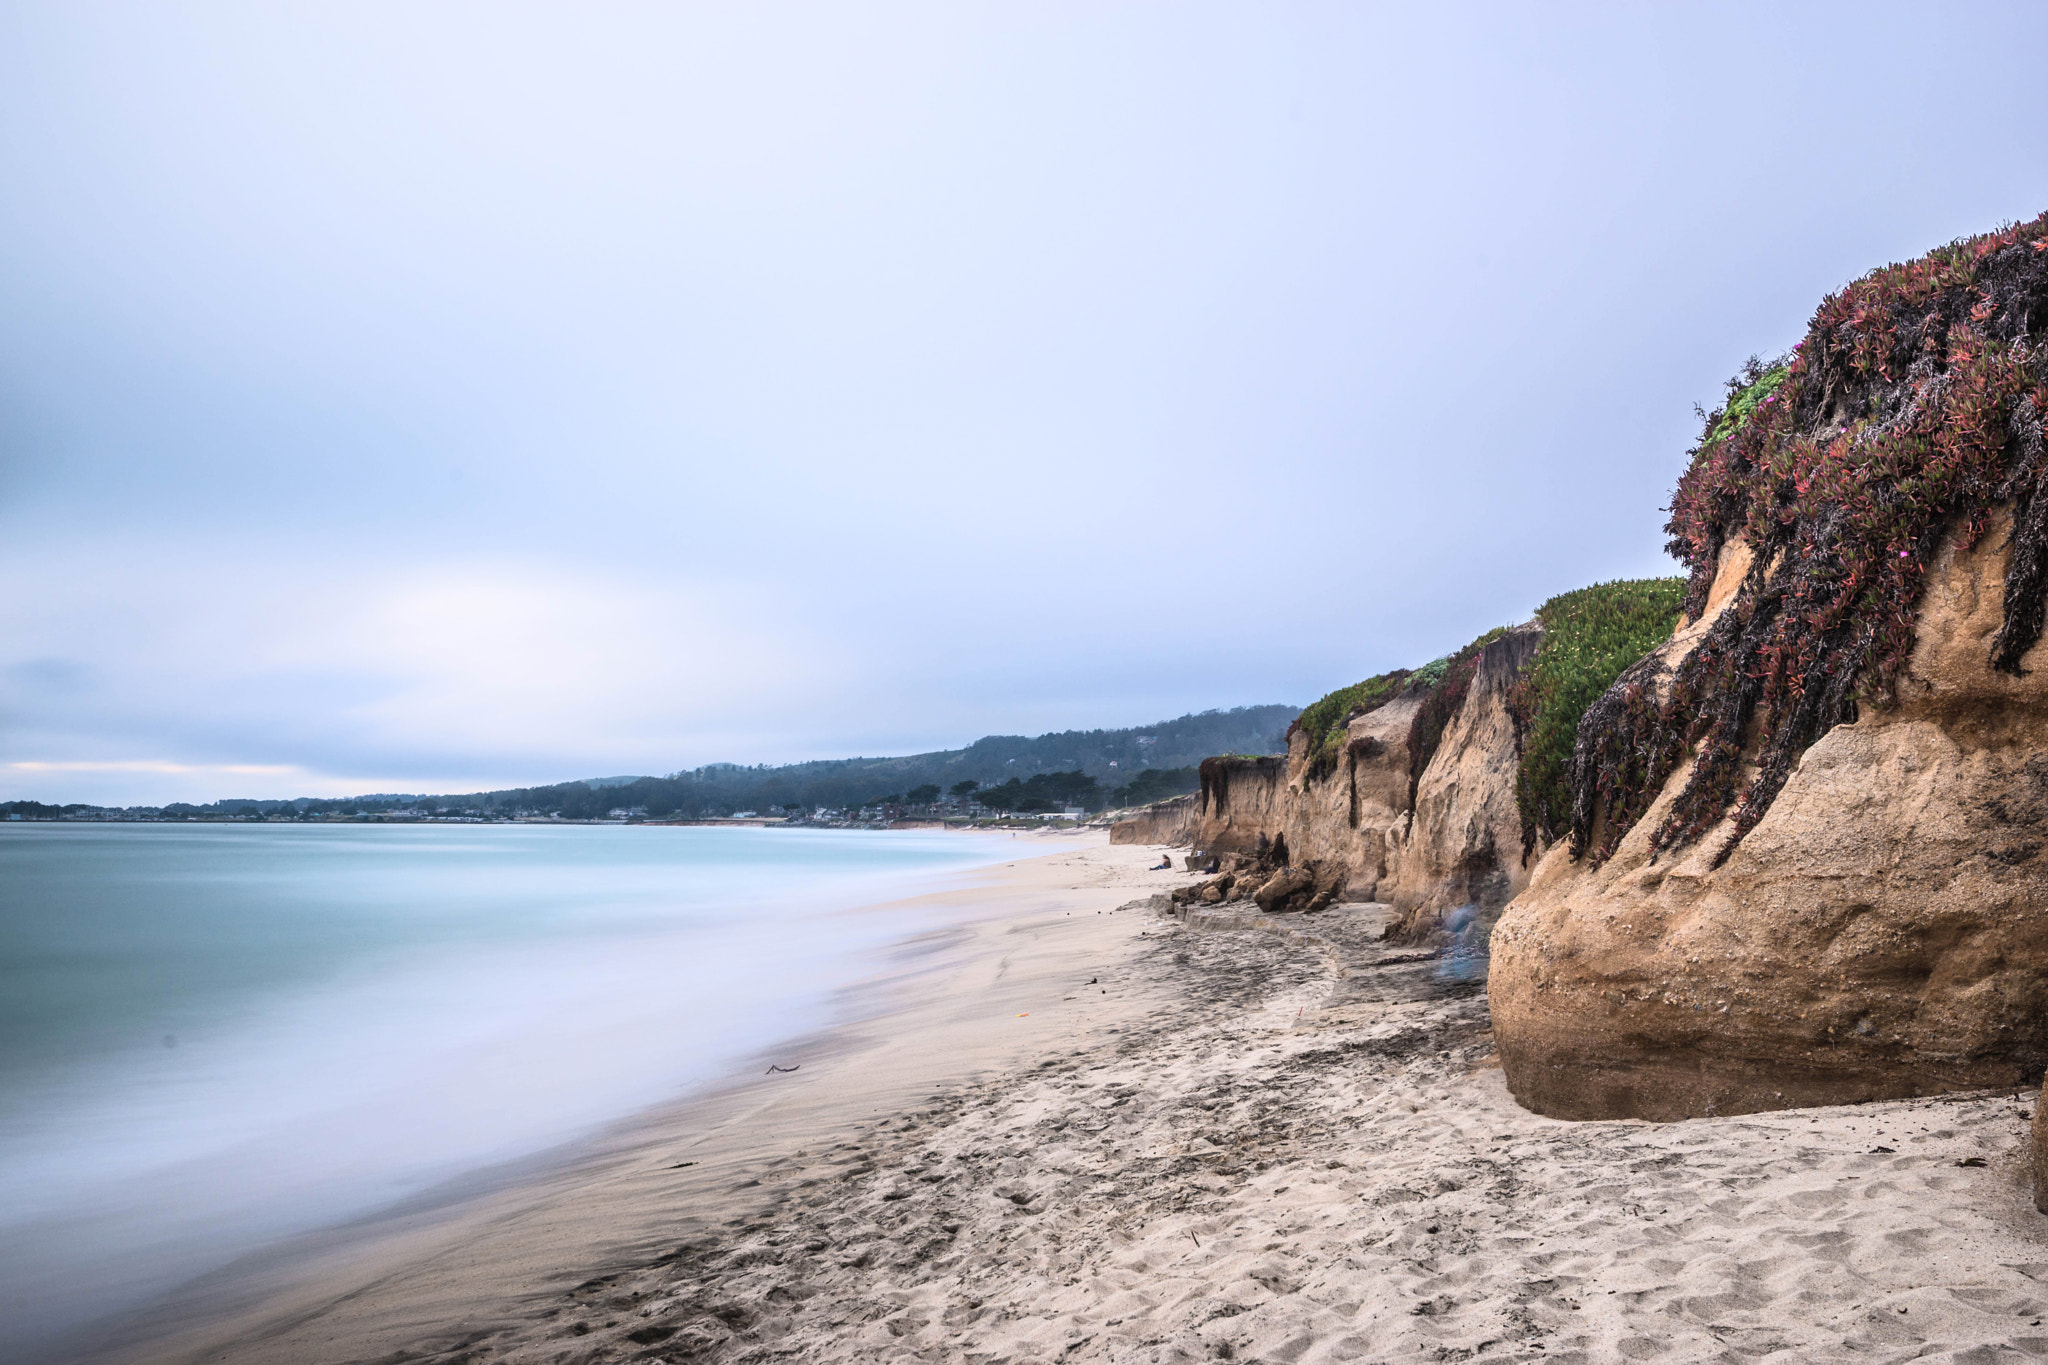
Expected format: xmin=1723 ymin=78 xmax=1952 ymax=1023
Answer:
xmin=0 ymin=822 xmax=1018 ymax=1361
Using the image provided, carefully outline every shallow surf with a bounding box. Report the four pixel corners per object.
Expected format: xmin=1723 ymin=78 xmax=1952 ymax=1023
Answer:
xmin=0 ymin=821 xmax=1017 ymax=1361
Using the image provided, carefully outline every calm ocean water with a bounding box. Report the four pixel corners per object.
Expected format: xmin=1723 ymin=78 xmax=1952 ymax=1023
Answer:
xmin=0 ymin=822 xmax=1018 ymax=1360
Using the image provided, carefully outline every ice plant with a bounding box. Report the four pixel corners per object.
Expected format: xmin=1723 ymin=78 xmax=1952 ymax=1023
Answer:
xmin=1570 ymin=212 xmax=2048 ymax=867
xmin=1505 ymin=578 xmax=1685 ymax=855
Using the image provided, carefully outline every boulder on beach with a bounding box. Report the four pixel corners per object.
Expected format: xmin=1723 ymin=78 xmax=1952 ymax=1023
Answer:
xmin=1251 ymin=865 xmax=1314 ymax=913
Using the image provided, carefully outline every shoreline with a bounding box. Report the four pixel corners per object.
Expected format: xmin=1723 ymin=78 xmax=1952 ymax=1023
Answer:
xmin=90 ymin=837 xmax=2048 ymax=1364
xmin=85 ymin=833 xmax=1188 ymax=1365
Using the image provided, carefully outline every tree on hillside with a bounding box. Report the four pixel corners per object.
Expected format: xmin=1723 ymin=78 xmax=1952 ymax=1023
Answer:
xmin=1106 ymin=767 xmax=1201 ymax=808
xmin=972 ymin=770 xmax=1101 ymax=813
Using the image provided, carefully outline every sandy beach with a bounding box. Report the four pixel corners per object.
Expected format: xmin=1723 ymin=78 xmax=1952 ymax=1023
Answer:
xmin=93 ymin=836 xmax=2048 ymax=1364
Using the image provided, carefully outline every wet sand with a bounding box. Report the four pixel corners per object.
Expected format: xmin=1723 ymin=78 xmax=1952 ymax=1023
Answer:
xmin=93 ymin=840 xmax=2048 ymax=1364
xmin=85 ymin=835 xmax=1184 ymax=1365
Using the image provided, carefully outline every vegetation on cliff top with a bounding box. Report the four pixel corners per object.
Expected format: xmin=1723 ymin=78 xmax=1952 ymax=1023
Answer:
xmin=1293 ymin=670 xmax=1411 ymax=780
xmin=1292 ymin=626 xmax=1511 ymax=795
xmin=1573 ymin=211 xmax=2048 ymax=867
xmin=1506 ymin=578 xmax=1685 ymax=853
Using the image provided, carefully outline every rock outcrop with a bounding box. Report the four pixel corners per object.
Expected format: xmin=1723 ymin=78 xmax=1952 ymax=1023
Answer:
xmin=1106 ymin=795 xmax=1197 ymax=846
xmin=1492 ymin=213 xmax=2048 ymax=1122
xmin=1135 ymin=625 xmax=1542 ymax=934
xmin=1392 ymin=625 xmax=1542 ymax=933
xmin=1493 ymin=518 xmax=2048 ymax=1119
xmin=2034 ymin=1079 xmax=2048 ymax=1213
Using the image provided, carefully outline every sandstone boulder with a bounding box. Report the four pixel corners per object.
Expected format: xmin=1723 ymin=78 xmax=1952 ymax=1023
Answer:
xmin=1252 ymin=866 xmax=1314 ymax=913
xmin=1491 ymin=517 xmax=2048 ymax=1120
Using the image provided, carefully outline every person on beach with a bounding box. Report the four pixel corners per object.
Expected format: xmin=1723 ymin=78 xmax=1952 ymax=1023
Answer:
xmin=1150 ymin=853 xmax=1172 ymax=870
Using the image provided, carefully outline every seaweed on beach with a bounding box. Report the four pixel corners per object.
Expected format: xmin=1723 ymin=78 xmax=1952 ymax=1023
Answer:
xmin=1570 ymin=212 xmax=2048 ymax=867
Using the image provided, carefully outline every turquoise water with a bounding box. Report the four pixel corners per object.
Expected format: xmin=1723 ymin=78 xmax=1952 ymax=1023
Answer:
xmin=0 ymin=822 xmax=1017 ymax=1360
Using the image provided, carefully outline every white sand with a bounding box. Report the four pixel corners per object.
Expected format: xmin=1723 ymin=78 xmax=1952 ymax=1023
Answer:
xmin=95 ymin=841 xmax=2048 ymax=1364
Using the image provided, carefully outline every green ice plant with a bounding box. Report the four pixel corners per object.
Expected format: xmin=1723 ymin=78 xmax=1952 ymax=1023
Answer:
xmin=1507 ymin=578 xmax=1686 ymax=854
xmin=1292 ymin=670 xmax=1411 ymax=781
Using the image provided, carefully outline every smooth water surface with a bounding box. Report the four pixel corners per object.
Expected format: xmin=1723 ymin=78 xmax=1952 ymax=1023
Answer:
xmin=0 ymin=822 xmax=1016 ymax=1360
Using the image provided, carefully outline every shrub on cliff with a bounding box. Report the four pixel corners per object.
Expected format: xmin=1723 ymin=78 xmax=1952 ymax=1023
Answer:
xmin=1506 ymin=578 xmax=1685 ymax=852
xmin=1292 ymin=627 xmax=1509 ymax=791
xmin=1292 ymin=670 xmax=1411 ymax=781
xmin=1573 ymin=211 xmax=2048 ymax=867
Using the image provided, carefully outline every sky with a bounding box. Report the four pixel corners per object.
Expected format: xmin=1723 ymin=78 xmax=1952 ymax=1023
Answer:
xmin=5 ymin=2 xmax=2047 ymax=806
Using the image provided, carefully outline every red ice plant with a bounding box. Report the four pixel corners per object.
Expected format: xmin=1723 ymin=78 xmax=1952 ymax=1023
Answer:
xmin=1570 ymin=212 xmax=2048 ymax=867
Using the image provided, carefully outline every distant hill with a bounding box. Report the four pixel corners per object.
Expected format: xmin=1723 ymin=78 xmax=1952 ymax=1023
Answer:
xmin=500 ymin=705 xmax=1296 ymax=818
xmin=11 ymin=705 xmax=1296 ymax=820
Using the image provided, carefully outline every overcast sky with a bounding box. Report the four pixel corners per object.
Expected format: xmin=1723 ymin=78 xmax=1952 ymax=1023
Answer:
xmin=5 ymin=2 xmax=2047 ymax=805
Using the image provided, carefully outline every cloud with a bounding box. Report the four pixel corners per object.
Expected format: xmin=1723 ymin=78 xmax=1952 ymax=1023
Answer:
xmin=5 ymin=5 xmax=2047 ymax=803
xmin=0 ymin=538 xmax=823 ymax=801
xmin=7 ymin=761 xmax=299 ymax=775
xmin=260 ymin=564 xmax=812 ymax=756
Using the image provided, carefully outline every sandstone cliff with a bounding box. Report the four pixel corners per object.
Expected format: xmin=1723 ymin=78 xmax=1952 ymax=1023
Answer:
xmin=1496 ymin=519 xmax=2048 ymax=1118
xmin=1106 ymin=794 xmax=1197 ymax=846
xmin=1150 ymin=626 xmax=1544 ymax=934
xmin=1492 ymin=213 xmax=2048 ymax=1120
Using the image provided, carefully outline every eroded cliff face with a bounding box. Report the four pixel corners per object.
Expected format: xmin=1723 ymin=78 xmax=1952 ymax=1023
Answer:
xmin=1491 ymin=516 xmax=2048 ymax=1120
xmin=1384 ymin=626 xmax=1542 ymax=936
xmin=1106 ymin=795 xmax=1197 ymax=846
xmin=1153 ymin=626 xmax=1541 ymax=933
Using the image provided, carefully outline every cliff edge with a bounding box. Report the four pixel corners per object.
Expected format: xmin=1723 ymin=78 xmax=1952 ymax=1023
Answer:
xmin=1160 ymin=625 xmax=1542 ymax=935
xmin=1492 ymin=214 xmax=2048 ymax=1120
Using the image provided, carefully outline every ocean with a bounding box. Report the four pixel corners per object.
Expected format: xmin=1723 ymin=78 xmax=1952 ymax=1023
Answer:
xmin=0 ymin=821 xmax=1020 ymax=1361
